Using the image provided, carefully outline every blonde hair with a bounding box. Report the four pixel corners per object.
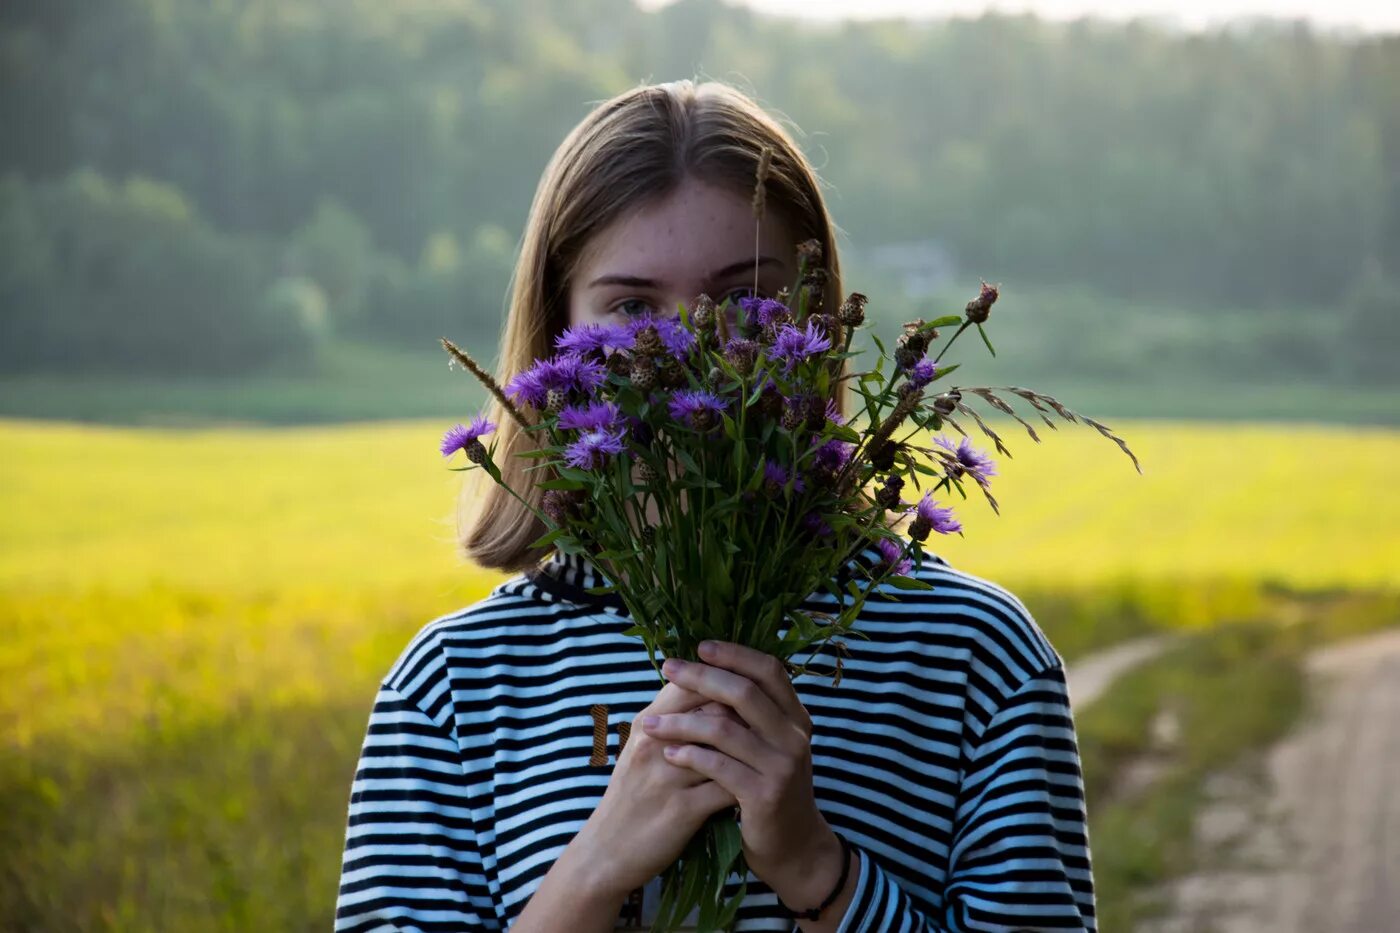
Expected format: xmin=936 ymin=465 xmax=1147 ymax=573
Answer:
xmin=458 ymin=79 xmax=848 ymax=574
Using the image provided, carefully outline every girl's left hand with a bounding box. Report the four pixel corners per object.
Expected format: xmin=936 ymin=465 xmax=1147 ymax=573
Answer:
xmin=641 ymin=639 xmax=840 ymax=892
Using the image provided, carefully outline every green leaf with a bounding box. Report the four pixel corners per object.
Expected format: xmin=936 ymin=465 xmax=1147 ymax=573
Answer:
xmin=976 ymin=322 xmax=997 ymax=357
xmin=721 ymin=411 xmax=739 ymax=443
xmin=924 ymin=315 xmax=963 ymax=330
xmin=886 ymin=574 xmax=934 ymax=590
xmin=528 ymin=526 xmax=566 ymax=550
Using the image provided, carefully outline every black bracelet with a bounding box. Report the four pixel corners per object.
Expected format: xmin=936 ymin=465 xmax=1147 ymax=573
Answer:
xmin=776 ymin=831 xmax=852 ymax=921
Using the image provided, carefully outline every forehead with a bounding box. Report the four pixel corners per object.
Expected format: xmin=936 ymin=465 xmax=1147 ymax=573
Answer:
xmin=574 ymin=177 xmax=796 ymax=283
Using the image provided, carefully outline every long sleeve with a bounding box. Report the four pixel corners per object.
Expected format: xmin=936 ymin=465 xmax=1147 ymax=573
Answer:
xmin=834 ymin=664 xmax=1097 ymax=933
xmin=335 ymin=681 xmax=498 ymax=933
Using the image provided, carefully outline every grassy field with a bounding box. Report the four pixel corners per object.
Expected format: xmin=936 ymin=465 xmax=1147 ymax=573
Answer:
xmin=1 ymin=416 xmax=1396 ymax=929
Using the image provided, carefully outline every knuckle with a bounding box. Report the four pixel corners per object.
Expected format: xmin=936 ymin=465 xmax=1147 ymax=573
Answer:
xmin=737 ymin=680 xmax=763 ymax=707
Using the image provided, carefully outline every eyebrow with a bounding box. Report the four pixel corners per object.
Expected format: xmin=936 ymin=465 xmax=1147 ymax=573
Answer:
xmin=587 ymin=256 xmax=783 ymax=290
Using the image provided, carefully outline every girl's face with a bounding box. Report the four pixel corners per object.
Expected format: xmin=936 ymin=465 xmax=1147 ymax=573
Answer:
xmin=566 ymin=175 xmax=799 ymax=331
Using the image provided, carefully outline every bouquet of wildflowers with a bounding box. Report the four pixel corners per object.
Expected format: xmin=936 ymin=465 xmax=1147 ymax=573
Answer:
xmin=437 ymin=159 xmax=1139 ymax=933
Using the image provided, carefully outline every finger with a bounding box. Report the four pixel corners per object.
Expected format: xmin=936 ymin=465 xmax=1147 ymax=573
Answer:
xmin=662 ymin=742 xmax=761 ymax=801
xmin=698 ymin=641 xmax=810 ymax=729
xmin=643 ymin=710 xmax=780 ymax=774
xmin=682 ymin=777 xmax=739 ymax=817
xmin=646 ymin=682 xmax=720 ymax=716
xmin=662 ymin=657 xmax=792 ymax=743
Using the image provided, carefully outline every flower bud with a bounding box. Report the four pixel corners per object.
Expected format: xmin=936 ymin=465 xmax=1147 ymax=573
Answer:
xmin=838 ymin=292 xmax=868 ymax=327
xmin=875 ymin=475 xmax=905 ymax=510
xmin=932 ymin=390 xmax=960 ymax=417
xmin=545 ymin=388 xmax=568 ymax=416
xmin=690 ymin=294 xmax=716 ymax=334
xmin=630 ymin=357 xmax=658 ymax=390
xmin=965 ymin=280 xmax=999 ymax=323
xmin=633 ymin=324 xmax=664 ymax=357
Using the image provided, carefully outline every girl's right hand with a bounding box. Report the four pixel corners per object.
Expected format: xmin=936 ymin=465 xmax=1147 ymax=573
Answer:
xmin=571 ymin=681 xmax=743 ymax=900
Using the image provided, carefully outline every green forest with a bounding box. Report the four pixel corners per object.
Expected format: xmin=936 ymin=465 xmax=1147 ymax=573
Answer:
xmin=2 ymin=0 xmax=1397 ymax=420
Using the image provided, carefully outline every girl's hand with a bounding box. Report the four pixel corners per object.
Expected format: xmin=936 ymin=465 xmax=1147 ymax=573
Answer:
xmin=642 ymin=640 xmax=843 ymax=898
xmin=567 ymin=682 xmax=742 ymax=902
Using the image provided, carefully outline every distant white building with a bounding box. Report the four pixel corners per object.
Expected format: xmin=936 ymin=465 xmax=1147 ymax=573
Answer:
xmin=848 ymin=239 xmax=959 ymax=299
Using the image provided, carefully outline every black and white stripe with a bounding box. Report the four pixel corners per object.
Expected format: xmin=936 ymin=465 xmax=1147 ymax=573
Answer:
xmin=336 ymin=544 xmax=1096 ymax=931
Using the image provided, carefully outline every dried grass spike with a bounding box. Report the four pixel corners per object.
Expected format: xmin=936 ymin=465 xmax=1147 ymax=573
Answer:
xmin=1084 ymin=416 xmax=1143 ymax=474
xmin=441 ymin=337 xmax=532 ymax=430
xmin=955 ymin=401 xmax=1014 ymax=458
xmin=752 ymin=146 xmax=773 ymax=218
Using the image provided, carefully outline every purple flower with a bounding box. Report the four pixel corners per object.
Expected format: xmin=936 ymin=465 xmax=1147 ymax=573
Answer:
xmin=504 ymin=353 xmax=608 ymax=408
xmin=558 ymin=400 xmax=624 ymax=432
xmin=876 ymin=537 xmax=914 ymax=576
xmin=914 ymin=493 xmax=963 ymax=535
xmin=768 ymin=321 xmax=832 ymax=375
xmin=667 ymin=389 xmax=728 ymax=431
xmin=740 ymin=296 xmax=791 ymax=328
xmin=812 ymin=439 xmax=854 ymax=473
xmin=555 ymin=322 xmax=635 ymax=356
xmin=933 ymin=434 xmax=998 ymax=488
xmin=908 ymin=358 xmax=938 ymax=389
xmin=626 ymin=312 xmax=696 ymax=359
xmin=763 ymin=459 xmax=808 ymax=495
xmin=439 ymin=415 xmax=496 ymax=457
xmin=824 ymin=397 xmax=845 ymax=426
xmin=802 ymin=511 xmax=834 ymax=537
xmin=563 ymin=428 xmax=627 ymax=470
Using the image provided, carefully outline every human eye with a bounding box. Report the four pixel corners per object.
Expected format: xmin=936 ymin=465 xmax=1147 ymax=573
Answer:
xmin=611 ymin=297 xmax=655 ymax=317
xmin=722 ymin=286 xmax=762 ymax=305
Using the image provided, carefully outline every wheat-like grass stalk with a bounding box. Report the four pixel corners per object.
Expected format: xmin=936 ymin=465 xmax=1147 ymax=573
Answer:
xmin=440 ymin=336 xmax=533 ymax=431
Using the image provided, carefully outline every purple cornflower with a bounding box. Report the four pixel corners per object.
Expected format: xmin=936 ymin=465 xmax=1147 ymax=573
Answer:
xmin=802 ymin=511 xmax=834 ymax=538
xmin=763 ymin=459 xmax=808 ymax=495
xmin=913 ymin=493 xmax=963 ymax=535
xmin=667 ymin=389 xmax=728 ymax=431
xmin=811 ymin=438 xmax=854 ymax=473
xmin=557 ymin=400 xmax=624 ymax=432
xmin=876 ymin=537 xmax=914 ymax=576
xmin=555 ymin=322 xmax=635 ymax=356
xmin=933 ymin=434 xmax=998 ymax=488
xmin=768 ymin=320 xmax=832 ymax=375
xmin=439 ymin=414 xmax=496 ymax=458
xmin=563 ymin=428 xmax=627 ymax=470
xmin=824 ymin=397 xmax=845 ymax=426
xmin=908 ymin=358 xmax=938 ymax=389
xmin=504 ymin=353 xmax=608 ymax=408
xmin=626 ymin=311 xmax=696 ymax=359
xmin=740 ymin=296 xmax=792 ymax=328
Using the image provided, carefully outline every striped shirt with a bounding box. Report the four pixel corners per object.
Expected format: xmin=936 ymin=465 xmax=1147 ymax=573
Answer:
xmin=335 ymin=544 xmax=1097 ymax=932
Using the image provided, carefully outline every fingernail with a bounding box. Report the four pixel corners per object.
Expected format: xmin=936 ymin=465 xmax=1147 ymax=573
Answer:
xmin=663 ymin=658 xmax=684 ymax=674
xmin=642 ymin=715 xmax=660 ymax=728
xmin=664 ymin=745 xmax=680 ymax=756
xmin=698 ymin=641 xmax=717 ymax=657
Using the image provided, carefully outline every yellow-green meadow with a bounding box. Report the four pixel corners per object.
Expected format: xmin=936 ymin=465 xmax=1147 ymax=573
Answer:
xmin=2 ymin=415 xmax=1397 ymax=929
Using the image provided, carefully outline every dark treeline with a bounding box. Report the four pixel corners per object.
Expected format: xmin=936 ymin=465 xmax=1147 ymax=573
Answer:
xmin=1 ymin=0 xmax=1397 ymax=379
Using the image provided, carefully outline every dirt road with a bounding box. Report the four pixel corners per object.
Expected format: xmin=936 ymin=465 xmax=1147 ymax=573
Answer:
xmin=1142 ymin=625 xmax=1400 ymax=933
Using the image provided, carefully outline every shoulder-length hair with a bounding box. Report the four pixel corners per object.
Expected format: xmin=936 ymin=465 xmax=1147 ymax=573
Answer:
xmin=459 ymin=79 xmax=847 ymax=574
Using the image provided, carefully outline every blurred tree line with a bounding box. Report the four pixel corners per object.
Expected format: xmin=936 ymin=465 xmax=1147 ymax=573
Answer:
xmin=1 ymin=0 xmax=1396 ymax=381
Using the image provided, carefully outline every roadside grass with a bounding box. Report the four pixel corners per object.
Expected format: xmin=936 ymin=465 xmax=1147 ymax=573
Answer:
xmin=1076 ymin=588 xmax=1400 ymax=930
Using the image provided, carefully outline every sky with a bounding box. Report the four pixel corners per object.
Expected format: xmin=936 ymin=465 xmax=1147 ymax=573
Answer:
xmin=637 ymin=0 xmax=1400 ymax=35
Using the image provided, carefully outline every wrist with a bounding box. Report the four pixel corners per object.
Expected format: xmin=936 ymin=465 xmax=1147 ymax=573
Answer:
xmin=766 ymin=823 xmax=847 ymax=914
xmin=557 ymin=827 xmax=632 ymax=907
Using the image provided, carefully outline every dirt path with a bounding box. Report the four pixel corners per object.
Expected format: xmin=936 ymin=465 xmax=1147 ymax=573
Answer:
xmin=1142 ymin=625 xmax=1400 ymax=933
xmin=1064 ymin=633 xmax=1176 ymax=710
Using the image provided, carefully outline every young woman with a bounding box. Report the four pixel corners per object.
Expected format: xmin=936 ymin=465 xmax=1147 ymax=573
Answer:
xmin=335 ymin=80 xmax=1097 ymax=932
